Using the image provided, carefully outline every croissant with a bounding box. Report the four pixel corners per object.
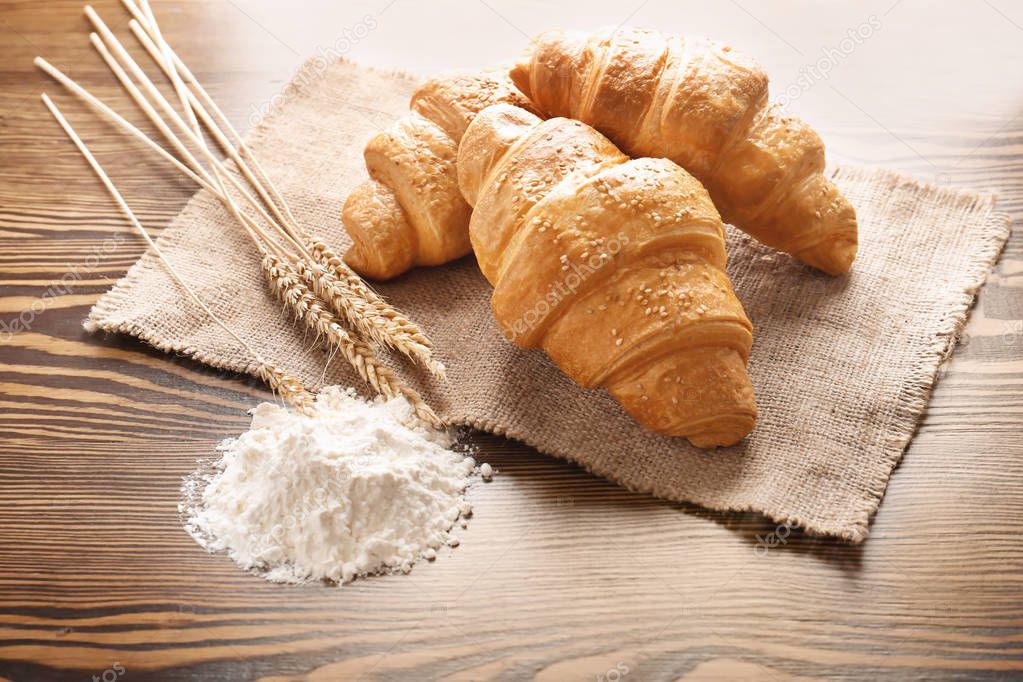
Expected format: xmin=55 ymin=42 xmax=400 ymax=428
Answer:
xmin=510 ymin=27 xmax=858 ymax=275
xmin=458 ymin=103 xmax=757 ymax=447
xmin=342 ymin=69 xmax=535 ymax=280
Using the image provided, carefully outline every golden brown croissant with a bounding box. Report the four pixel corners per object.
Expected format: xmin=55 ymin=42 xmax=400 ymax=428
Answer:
xmin=510 ymin=27 xmax=858 ymax=275
xmin=458 ymin=103 xmax=757 ymax=447
xmin=342 ymin=69 xmax=534 ymax=280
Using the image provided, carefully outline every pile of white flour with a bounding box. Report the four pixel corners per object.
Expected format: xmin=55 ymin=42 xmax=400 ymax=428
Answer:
xmin=181 ymin=386 xmax=477 ymax=584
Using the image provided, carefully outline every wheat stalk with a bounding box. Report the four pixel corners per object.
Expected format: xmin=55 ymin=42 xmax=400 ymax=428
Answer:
xmin=124 ymin=0 xmax=303 ymax=241
xmin=261 ymin=254 xmax=441 ymax=426
xmin=43 ymin=93 xmax=314 ymax=413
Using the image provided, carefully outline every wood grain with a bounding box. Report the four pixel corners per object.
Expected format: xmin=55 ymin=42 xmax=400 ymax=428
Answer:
xmin=0 ymin=1 xmax=1021 ymax=680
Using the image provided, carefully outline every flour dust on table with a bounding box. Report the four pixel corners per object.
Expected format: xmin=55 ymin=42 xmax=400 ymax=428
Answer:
xmin=181 ymin=386 xmax=480 ymax=584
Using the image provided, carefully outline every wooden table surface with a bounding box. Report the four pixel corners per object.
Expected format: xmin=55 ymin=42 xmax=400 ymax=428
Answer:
xmin=1 ymin=1 xmax=1021 ymax=680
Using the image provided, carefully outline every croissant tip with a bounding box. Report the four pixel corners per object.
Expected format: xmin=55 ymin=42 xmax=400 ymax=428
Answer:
xmin=682 ymin=413 xmax=757 ymax=448
xmin=508 ymin=58 xmax=531 ymax=99
xmin=343 ymin=245 xmax=389 ymax=281
xmin=798 ymin=239 xmax=857 ymax=276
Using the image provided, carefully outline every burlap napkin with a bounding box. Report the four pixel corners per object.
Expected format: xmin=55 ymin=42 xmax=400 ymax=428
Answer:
xmin=86 ymin=58 xmax=1011 ymax=542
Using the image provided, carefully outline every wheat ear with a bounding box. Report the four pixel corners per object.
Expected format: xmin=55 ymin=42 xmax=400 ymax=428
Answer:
xmin=294 ymin=260 xmax=443 ymax=376
xmin=256 ymin=362 xmax=314 ymax=413
xmin=261 ymin=254 xmax=442 ymax=427
xmin=310 ymin=241 xmax=435 ymax=349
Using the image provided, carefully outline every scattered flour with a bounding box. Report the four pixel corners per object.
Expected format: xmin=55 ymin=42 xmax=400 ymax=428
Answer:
xmin=181 ymin=386 xmax=477 ymax=584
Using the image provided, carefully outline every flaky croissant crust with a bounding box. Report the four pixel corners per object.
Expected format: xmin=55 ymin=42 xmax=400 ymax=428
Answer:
xmin=459 ymin=104 xmax=757 ymax=447
xmin=342 ymin=69 xmax=534 ymax=280
xmin=511 ymin=27 xmax=858 ymax=275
